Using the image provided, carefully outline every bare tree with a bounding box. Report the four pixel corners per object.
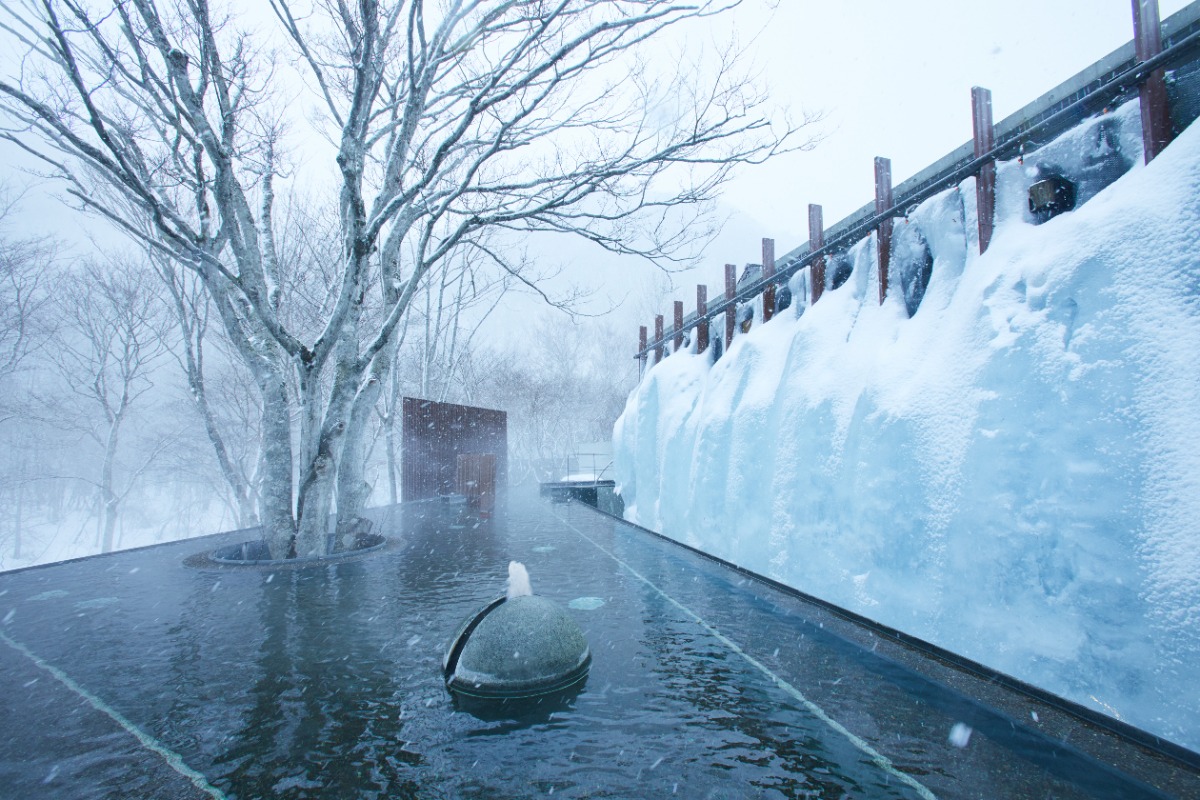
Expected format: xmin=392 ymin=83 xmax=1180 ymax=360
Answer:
xmin=0 ymin=186 xmax=56 ymax=561
xmin=375 ymin=241 xmax=514 ymax=503
xmin=0 ymin=191 xmax=55 ymax=563
xmin=50 ymin=261 xmax=172 ymax=553
xmin=154 ymin=253 xmax=263 ymax=527
xmin=464 ymin=314 xmax=633 ymax=484
xmin=0 ymin=188 xmax=54 ymax=423
xmin=0 ymin=0 xmax=810 ymax=558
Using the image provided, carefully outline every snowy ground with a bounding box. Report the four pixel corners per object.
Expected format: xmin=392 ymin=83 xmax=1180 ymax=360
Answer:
xmin=0 ymin=488 xmax=234 ymax=573
xmin=614 ymin=100 xmax=1200 ymax=752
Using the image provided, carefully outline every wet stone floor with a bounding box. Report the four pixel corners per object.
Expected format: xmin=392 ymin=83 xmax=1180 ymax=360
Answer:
xmin=0 ymin=493 xmax=1196 ymax=799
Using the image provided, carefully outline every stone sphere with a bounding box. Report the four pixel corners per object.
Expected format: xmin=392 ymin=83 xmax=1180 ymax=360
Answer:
xmin=445 ymin=595 xmax=590 ymax=699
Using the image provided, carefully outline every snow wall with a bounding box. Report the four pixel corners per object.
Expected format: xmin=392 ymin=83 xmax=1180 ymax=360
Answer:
xmin=613 ymin=99 xmax=1200 ymax=752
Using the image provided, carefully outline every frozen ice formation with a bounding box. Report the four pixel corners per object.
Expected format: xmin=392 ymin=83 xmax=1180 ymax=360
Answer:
xmin=614 ymin=100 xmax=1200 ymax=751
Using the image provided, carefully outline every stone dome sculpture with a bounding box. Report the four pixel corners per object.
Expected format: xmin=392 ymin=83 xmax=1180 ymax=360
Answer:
xmin=443 ymin=563 xmax=591 ymax=700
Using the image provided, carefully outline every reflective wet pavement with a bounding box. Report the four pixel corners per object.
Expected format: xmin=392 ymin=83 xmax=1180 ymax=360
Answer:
xmin=1 ymin=494 xmax=1197 ymax=799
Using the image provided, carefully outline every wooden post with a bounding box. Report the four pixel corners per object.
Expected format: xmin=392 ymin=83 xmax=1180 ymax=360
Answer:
xmin=808 ymin=204 xmax=825 ymax=304
xmin=673 ymin=301 xmax=684 ymax=352
xmin=696 ymin=285 xmax=708 ymax=353
xmin=1133 ymin=0 xmax=1172 ymax=162
xmin=638 ymin=325 xmax=647 ymax=375
xmin=874 ymin=157 xmax=893 ymax=305
xmin=971 ymin=86 xmax=996 ymax=254
xmin=654 ymin=314 xmax=664 ymax=364
xmin=761 ymin=237 xmax=776 ymax=322
xmin=724 ymin=263 xmax=736 ymax=348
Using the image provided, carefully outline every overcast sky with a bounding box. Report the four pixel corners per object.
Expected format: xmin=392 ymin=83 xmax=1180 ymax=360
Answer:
xmin=682 ymin=0 xmax=1191 ymax=289
xmin=2 ymin=0 xmax=1191 ymax=349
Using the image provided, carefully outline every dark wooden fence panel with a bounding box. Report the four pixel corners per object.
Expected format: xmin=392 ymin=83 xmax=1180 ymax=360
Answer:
xmin=457 ymin=453 xmax=497 ymax=515
xmin=401 ymin=397 xmax=507 ymax=501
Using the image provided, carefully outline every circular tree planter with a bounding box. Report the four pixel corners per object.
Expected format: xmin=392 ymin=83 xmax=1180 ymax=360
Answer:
xmin=205 ymin=531 xmax=387 ymax=567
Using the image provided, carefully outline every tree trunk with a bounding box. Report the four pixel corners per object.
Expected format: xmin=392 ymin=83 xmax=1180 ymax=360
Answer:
xmin=334 ymin=406 xmax=374 ymax=548
xmin=98 ymin=409 xmax=124 ymax=554
xmin=192 ymin=360 xmax=259 ymax=527
xmin=336 ymin=348 xmax=392 ymax=540
xmin=386 ymin=414 xmax=398 ymax=506
xmin=293 ymin=360 xmax=359 ymax=557
xmin=234 ymin=487 xmax=258 ymax=529
xmin=294 ymin=446 xmax=336 ymax=558
xmin=257 ymin=372 xmax=297 ymax=559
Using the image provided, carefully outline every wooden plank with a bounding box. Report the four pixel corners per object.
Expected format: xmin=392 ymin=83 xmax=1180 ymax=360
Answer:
xmin=762 ymin=238 xmax=776 ymax=322
xmin=696 ymin=285 xmax=709 ymax=353
xmin=673 ymin=300 xmax=684 ymax=352
xmin=725 ymin=263 xmax=736 ymax=349
xmin=654 ymin=314 xmax=664 ymax=364
xmin=401 ymin=397 xmax=507 ymax=502
xmin=638 ymin=325 xmax=647 ymax=375
xmin=969 ymin=86 xmax=998 ymax=253
xmin=874 ymin=157 xmax=893 ymax=305
xmin=457 ymin=453 xmax=497 ymax=517
xmin=972 ymin=86 xmax=996 ymax=253
xmin=808 ymin=204 xmax=825 ymax=304
xmin=1133 ymin=0 xmax=1172 ymax=161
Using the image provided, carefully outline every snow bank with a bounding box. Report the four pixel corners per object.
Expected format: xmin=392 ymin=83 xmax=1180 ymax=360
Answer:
xmin=614 ymin=100 xmax=1200 ymax=751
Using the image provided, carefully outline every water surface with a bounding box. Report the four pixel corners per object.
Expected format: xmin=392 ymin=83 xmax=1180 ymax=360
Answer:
xmin=0 ymin=494 xmax=1190 ymax=799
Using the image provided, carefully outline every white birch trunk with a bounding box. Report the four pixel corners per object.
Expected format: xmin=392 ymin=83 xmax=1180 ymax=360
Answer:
xmin=256 ymin=370 xmax=297 ymax=559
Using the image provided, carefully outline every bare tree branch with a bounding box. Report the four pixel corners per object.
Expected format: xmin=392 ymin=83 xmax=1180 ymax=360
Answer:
xmin=0 ymin=0 xmax=815 ymax=557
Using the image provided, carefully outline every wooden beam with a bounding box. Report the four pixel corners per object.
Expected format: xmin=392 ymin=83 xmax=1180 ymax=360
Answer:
xmin=654 ymin=314 xmax=664 ymax=364
xmin=724 ymin=263 xmax=736 ymax=349
xmin=1133 ymin=0 xmax=1172 ymax=162
xmin=762 ymin=238 xmax=776 ymax=322
xmin=808 ymin=204 xmax=825 ymax=304
xmin=874 ymin=157 xmax=893 ymax=305
xmin=673 ymin=300 xmax=684 ymax=352
xmin=696 ymin=285 xmax=708 ymax=353
xmin=971 ymin=86 xmax=996 ymax=253
xmin=638 ymin=325 xmax=647 ymax=375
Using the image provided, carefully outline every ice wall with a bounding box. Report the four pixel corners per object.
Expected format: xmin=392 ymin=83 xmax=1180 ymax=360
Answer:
xmin=613 ymin=100 xmax=1200 ymax=751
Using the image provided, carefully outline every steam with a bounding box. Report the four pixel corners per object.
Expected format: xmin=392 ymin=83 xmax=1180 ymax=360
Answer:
xmin=507 ymin=561 xmax=532 ymax=599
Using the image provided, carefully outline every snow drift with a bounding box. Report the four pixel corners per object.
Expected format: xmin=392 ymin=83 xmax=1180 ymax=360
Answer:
xmin=613 ymin=100 xmax=1200 ymax=751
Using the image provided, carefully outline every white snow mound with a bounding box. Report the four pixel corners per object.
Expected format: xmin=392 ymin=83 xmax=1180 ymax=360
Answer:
xmin=614 ymin=101 xmax=1200 ymax=751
